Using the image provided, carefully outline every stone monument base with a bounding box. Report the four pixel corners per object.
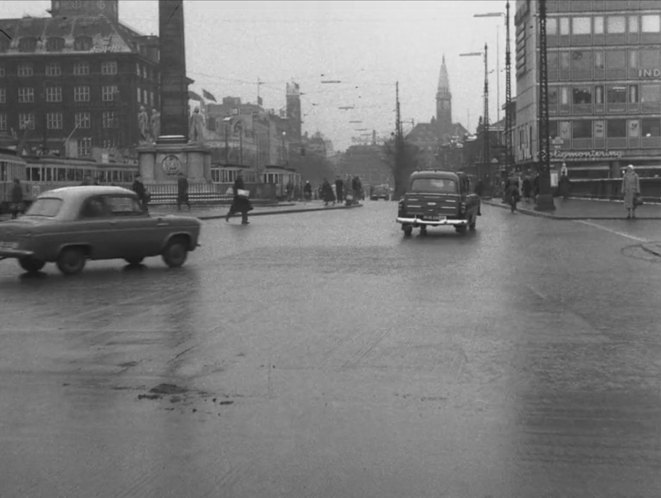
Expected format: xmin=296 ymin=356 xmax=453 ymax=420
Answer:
xmin=137 ymin=140 xmax=211 ymax=183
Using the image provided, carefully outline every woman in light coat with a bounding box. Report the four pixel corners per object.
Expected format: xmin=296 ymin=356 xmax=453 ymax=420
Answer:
xmin=621 ymin=164 xmax=640 ymax=219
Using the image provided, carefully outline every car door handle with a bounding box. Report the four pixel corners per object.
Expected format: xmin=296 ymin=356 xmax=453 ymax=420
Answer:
xmin=157 ymin=221 xmax=169 ymax=227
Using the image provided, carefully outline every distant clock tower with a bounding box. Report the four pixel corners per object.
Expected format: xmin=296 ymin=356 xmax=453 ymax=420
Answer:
xmin=50 ymin=0 xmax=119 ymax=21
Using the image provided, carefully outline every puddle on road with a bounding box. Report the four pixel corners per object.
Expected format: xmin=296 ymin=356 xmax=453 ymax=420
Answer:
xmin=134 ymin=383 xmax=235 ymax=416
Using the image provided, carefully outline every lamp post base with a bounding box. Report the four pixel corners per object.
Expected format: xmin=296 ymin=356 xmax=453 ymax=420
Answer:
xmin=535 ymin=193 xmax=556 ymax=211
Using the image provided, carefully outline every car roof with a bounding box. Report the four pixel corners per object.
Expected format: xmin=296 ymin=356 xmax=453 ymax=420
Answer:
xmin=38 ymin=185 xmax=136 ymax=200
xmin=409 ymin=170 xmax=460 ymax=180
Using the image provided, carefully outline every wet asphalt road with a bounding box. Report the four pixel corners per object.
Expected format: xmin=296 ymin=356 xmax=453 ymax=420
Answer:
xmin=1 ymin=201 xmax=661 ymax=497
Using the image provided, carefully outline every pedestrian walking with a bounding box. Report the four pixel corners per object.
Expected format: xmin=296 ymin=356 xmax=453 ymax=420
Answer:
xmin=320 ymin=178 xmax=335 ymax=206
xmin=558 ymin=172 xmax=571 ymax=200
xmin=522 ymin=175 xmax=532 ymax=201
xmin=177 ymin=172 xmax=190 ymax=210
xmin=225 ymin=173 xmax=252 ymax=224
xmin=334 ymin=177 xmax=344 ymax=203
xmin=621 ymin=164 xmax=641 ymax=219
xmin=131 ymin=174 xmax=149 ymax=212
xmin=506 ymin=178 xmax=520 ymax=213
xmin=10 ymin=178 xmax=23 ymax=219
xmin=303 ymin=181 xmax=312 ymax=202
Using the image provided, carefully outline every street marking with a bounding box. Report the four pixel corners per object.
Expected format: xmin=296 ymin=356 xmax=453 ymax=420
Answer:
xmin=575 ymin=220 xmax=648 ymax=242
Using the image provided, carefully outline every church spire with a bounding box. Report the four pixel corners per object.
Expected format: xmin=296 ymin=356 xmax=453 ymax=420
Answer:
xmin=436 ymin=55 xmax=452 ymax=135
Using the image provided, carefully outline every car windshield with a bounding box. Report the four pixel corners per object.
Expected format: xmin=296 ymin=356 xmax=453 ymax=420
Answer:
xmin=25 ymin=198 xmax=63 ymax=217
xmin=410 ymin=178 xmax=457 ymax=193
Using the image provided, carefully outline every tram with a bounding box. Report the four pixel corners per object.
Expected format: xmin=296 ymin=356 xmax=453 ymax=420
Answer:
xmin=0 ymin=147 xmax=32 ymax=213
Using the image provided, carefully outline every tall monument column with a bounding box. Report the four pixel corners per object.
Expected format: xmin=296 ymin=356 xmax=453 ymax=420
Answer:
xmin=159 ymin=0 xmax=188 ymax=142
xmin=138 ymin=0 xmax=211 ymax=187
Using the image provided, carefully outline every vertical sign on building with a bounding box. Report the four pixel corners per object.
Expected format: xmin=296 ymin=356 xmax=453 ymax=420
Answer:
xmin=159 ymin=0 xmax=189 ymax=141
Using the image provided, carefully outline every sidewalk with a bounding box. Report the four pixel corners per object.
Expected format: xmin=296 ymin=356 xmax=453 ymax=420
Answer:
xmin=483 ymin=196 xmax=661 ymax=220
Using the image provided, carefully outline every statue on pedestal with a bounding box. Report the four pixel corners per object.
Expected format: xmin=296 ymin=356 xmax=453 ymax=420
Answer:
xmin=137 ymin=105 xmax=150 ymax=144
xmin=150 ymin=108 xmax=161 ymax=143
xmin=189 ymin=107 xmax=205 ymax=143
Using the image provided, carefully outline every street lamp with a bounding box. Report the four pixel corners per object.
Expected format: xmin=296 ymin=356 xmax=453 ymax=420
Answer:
xmin=281 ymin=131 xmax=287 ymax=165
xmin=536 ymin=0 xmax=555 ymax=211
xmin=223 ymin=117 xmax=232 ymax=164
xmin=460 ymin=44 xmax=491 ymax=195
xmin=474 ymin=2 xmax=513 ymax=181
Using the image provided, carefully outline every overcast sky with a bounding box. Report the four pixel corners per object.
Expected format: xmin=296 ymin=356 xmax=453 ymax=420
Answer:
xmin=3 ymin=0 xmax=510 ymax=151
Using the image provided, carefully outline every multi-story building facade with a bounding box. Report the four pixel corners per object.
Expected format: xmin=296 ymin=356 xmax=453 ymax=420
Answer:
xmin=0 ymin=0 xmax=159 ymax=161
xmin=514 ymin=0 xmax=661 ymax=178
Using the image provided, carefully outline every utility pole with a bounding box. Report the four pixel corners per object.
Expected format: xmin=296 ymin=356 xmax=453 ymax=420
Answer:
xmin=505 ymin=0 xmax=513 ymax=179
xmin=482 ymin=43 xmax=490 ymax=196
xmin=536 ymin=0 xmax=555 ymax=211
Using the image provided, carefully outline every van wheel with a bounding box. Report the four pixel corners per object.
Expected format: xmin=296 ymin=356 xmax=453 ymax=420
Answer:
xmin=19 ymin=256 xmax=45 ymax=273
xmin=162 ymin=239 xmax=188 ymax=268
xmin=57 ymin=247 xmax=86 ymax=275
xmin=455 ymin=225 xmax=467 ymax=234
xmin=403 ymin=225 xmax=412 ymax=237
xmin=469 ymin=215 xmax=477 ymax=231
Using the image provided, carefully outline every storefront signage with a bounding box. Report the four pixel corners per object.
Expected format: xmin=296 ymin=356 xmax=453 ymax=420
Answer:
xmin=638 ymin=68 xmax=661 ymax=79
xmin=551 ymin=150 xmax=623 ymax=160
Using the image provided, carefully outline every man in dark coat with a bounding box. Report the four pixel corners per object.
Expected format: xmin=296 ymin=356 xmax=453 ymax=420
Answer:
xmin=131 ymin=174 xmax=148 ymax=212
xmin=177 ymin=172 xmax=190 ymax=210
xmin=334 ymin=177 xmax=344 ymax=203
xmin=225 ymin=173 xmax=252 ymax=224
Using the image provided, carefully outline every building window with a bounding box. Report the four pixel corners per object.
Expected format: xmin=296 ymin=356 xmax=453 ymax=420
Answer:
xmin=101 ymin=61 xmax=118 ymax=75
xmin=46 ymin=37 xmax=65 ymax=52
xmin=75 ymin=112 xmax=91 ymax=129
xmin=0 ymin=88 xmax=5 ymax=104
xmin=572 ymin=120 xmax=592 ymax=139
xmin=573 ymin=87 xmax=592 ymax=104
xmin=137 ymin=87 xmax=141 ymax=103
xmin=560 ymin=87 xmax=569 ymax=105
xmin=73 ymin=62 xmax=90 ymax=76
xmin=594 ymin=16 xmax=604 ymax=34
xmin=547 ymin=17 xmax=557 ymax=35
xmin=629 ymin=16 xmax=639 ymax=33
xmin=102 ymin=85 xmax=118 ymax=102
xmin=18 ymin=113 xmax=35 ymax=130
xmin=136 ymin=63 xmax=141 ymax=76
xmin=629 ymin=85 xmax=638 ymax=104
xmin=607 ymin=119 xmax=626 ymax=137
xmin=641 ymin=84 xmax=661 ymax=106
xmin=103 ymin=138 xmax=117 ymax=149
xmin=641 ymin=15 xmax=661 ymax=33
xmin=559 ymin=17 xmax=570 ymax=35
xmin=607 ymin=16 xmax=626 ymax=34
xmin=640 ymin=49 xmax=660 ymax=68
xmin=595 ymin=85 xmax=604 ymax=104
xmin=628 ymin=120 xmax=640 ymax=138
xmin=46 ymin=112 xmax=63 ymax=130
xmin=74 ymin=86 xmax=90 ymax=102
xmin=102 ymin=111 xmax=117 ymax=128
xmin=0 ymin=38 xmax=9 ymax=53
xmin=0 ymin=113 xmax=6 ymax=131
xmin=560 ymin=52 xmax=570 ymax=70
xmin=594 ymin=120 xmax=605 ymax=138
xmin=45 ymin=63 xmax=62 ymax=77
xmin=17 ymin=63 xmax=34 ymax=77
xmin=143 ymin=89 xmax=148 ymax=104
xmin=18 ymin=37 xmax=38 ymax=52
xmin=642 ymin=118 xmax=661 ymax=137
xmin=607 ymin=85 xmax=626 ymax=104
xmin=594 ymin=51 xmax=604 ymax=69
xmin=572 ymin=17 xmax=591 ymax=35
xmin=18 ymin=87 xmax=35 ymax=103
xmin=45 ymin=87 xmax=63 ymax=103
xmin=78 ymin=137 xmax=92 ymax=157
xmin=74 ymin=36 xmax=93 ymax=51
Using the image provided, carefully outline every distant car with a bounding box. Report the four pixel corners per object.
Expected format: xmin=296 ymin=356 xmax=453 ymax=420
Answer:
xmin=370 ymin=184 xmax=391 ymax=201
xmin=0 ymin=186 xmax=201 ymax=275
xmin=396 ymin=170 xmax=480 ymax=236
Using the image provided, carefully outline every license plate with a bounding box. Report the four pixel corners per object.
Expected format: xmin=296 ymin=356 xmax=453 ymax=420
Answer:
xmin=428 ymin=216 xmax=445 ymax=222
xmin=0 ymin=241 xmax=18 ymax=250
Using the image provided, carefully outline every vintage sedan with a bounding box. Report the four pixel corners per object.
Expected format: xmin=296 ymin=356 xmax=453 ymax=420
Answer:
xmin=0 ymin=186 xmax=201 ymax=275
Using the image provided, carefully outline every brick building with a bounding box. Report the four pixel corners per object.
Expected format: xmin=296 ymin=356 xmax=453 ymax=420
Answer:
xmin=0 ymin=0 xmax=159 ymax=161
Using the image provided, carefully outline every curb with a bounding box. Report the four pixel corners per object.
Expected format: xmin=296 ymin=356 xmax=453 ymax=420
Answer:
xmin=483 ymin=200 xmax=661 ymax=220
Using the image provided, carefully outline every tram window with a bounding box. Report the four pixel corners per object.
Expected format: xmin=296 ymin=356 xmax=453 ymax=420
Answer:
xmin=57 ymin=168 xmax=67 ymax=181
xmin=67 ymin=168 xmax=75 ymax=181
xmin=29 ymin=167 xmax=40 ymax=181
xmin=45 ymin=168 xmax=53 ymax=182
xmin=74 ymin=169 xmax=83 ymax=182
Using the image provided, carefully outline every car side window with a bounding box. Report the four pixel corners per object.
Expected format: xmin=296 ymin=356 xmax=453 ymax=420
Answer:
xmin=104 ymin=195 xmax=144 ymax=216
xmin=80 ymin=196 xmax=110 ymax=218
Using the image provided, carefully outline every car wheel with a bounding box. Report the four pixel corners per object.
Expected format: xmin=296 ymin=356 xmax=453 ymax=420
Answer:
xmin=18 ymin=256 xmax=45 ymax=273
xmin=125 ymin=257 xmax=144 ymax=266
xmin=56 ymin=247 xmax=86 ymax=275
xmin=403 ymin=225 xmax=413 ymax=237
xmin=162 ymin=239 xmax=188 ymax=268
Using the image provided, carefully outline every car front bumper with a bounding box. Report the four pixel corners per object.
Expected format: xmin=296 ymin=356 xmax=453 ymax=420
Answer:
xmin=0 ymin=248 xmax=34 ymax=259
xmin=396 ymin=216 xmax=468 ymax=226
